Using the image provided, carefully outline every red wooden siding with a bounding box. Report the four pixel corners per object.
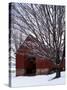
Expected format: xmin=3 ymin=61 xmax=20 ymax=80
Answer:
xmin=16 ymin=53 xmax=24 ymax=68
xmin=36 ymin=58 xmax=55 ymax=70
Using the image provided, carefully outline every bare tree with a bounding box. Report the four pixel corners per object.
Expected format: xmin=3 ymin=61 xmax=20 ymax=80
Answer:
xmin=9 ymin=3 xmax=65 ymax=78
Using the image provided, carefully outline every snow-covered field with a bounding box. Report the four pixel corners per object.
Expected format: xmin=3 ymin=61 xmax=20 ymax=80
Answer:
xmin=11 ymin=72 xmax=65 ymax=87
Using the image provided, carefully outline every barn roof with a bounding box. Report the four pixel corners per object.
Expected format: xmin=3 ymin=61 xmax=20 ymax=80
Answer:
xmin=16 ymin=34 xmax=50 ymax=58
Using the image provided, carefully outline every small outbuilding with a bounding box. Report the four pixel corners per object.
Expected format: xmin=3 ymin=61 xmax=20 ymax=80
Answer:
xmin=16 ymin=35 xmax=65 ymax=76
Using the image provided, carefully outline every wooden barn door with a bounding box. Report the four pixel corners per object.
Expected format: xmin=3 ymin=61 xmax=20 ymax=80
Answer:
xmin=25 ymin=56 xmax=36 ymax=76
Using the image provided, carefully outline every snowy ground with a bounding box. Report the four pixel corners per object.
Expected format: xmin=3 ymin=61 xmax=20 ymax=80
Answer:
xmin=11 ymin=72 xmax=65 ymax=87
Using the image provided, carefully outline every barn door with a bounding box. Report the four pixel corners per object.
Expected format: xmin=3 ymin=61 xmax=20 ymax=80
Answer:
xmin=26 ymin=56 xmax=36 ymax=76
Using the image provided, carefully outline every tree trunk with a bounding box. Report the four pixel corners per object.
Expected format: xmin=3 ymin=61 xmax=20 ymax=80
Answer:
xmin=55 ymin=49 xmax=61 ymax=78
xmin=56 ymin=67 xmax=61 ymax=78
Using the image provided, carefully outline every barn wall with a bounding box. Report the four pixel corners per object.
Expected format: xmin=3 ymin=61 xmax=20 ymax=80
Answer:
xmin=16 ymin=50 xmax=65 ymax=76
xmin=16 ymin=53 xmax=25 ymax=68
xmin=16 ymin=53 xmax=25 ymax=76
xmin=35 ymin=58 xmax=56 ymax=75
xmin=36 ymin=58 xmax=55 ymax=69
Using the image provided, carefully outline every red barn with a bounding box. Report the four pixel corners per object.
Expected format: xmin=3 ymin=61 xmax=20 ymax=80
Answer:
xmin=16 ymin=35 xmax=64 ymax=76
